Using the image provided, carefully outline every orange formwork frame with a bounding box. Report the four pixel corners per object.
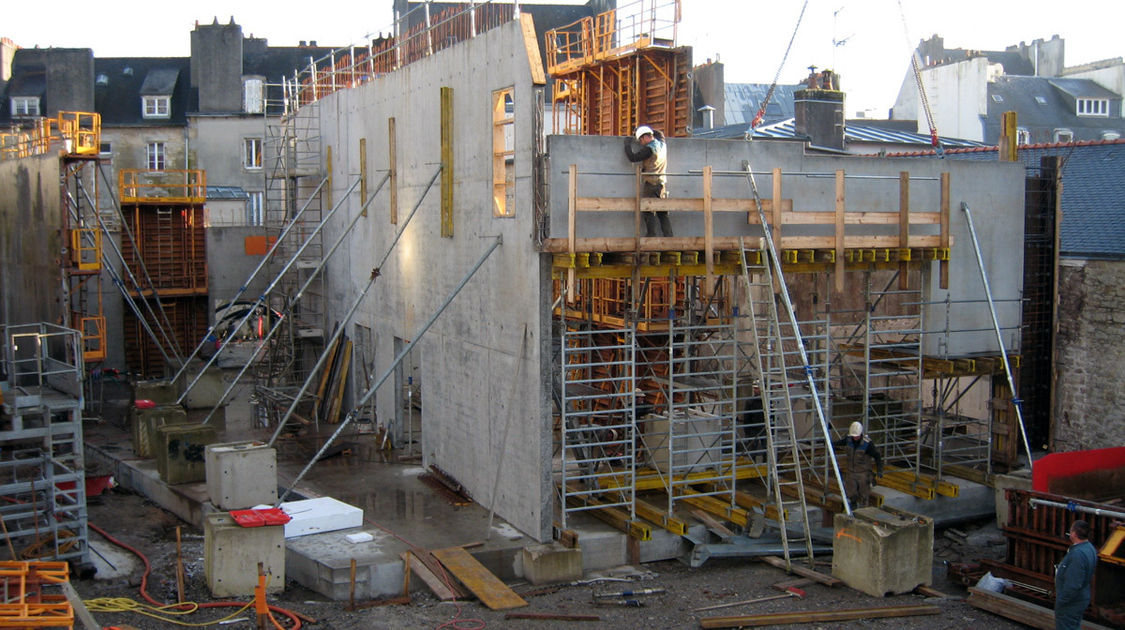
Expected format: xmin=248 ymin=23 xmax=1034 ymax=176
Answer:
xmin=0 ymin=562 xmax=74 ymax=628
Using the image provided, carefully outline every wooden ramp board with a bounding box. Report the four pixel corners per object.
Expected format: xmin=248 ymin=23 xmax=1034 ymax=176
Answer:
xmin=431 ymin=546 xmax=527 ymax=610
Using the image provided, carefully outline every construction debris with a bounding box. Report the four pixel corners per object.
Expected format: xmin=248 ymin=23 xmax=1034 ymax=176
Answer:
xmin=691 ymin=586 xmax=805 ymax=612
xmin=431 ymin=546 xmax=527 ymax=611
xmin=504 ymin=612 xmax=601 ymax=621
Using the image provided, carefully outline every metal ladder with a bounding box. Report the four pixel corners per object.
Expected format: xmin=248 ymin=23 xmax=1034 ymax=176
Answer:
xmin=737 ymin=241 xmax=814 ymax=566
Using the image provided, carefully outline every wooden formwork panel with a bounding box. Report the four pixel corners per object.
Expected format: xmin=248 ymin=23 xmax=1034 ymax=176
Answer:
xmin=120 ymin=204 xmax=208 ymax=294
xmin=123 ymin=295 xmax=209 ymax=378
xmin=554 ymin=47 xmax=692 ymax=138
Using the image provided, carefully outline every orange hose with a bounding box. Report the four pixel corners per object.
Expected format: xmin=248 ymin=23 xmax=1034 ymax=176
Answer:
xmin=88 ymin=522 xmax=303 ymax=629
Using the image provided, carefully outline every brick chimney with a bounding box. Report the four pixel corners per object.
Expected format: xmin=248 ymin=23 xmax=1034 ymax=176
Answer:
xmin=793 ymin=68 xmax=845 ymax=150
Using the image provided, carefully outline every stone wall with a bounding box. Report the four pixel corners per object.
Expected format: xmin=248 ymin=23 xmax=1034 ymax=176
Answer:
xmin=1053 ymin=259 xmax=1125 ymax=451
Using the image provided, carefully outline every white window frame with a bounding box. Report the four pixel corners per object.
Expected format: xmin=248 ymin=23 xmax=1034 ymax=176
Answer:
xmin=1016 ymin=128 xmax=1030 ymax=145
xmin=243 ymin=78 xmax=264 ymax=114
xmin=1053 ymin=128 xmax=1073 ymax=143
xmin=11 ymin=96 xmax=40 ymax=117
xmin=142 ymin=95 xmax=170 ymax=119
xmin=1102 ymin=131 xmax=1121 ymax=141
xmin=1076 ymin=98 xmax=1108 ymax=117
xmin=243 ymin=138 xmax=263 ymax=170
xmin=247 ymin=191 xmax=264 ymax=226
xmin=146 ymin=141 xmax=166 ymax=170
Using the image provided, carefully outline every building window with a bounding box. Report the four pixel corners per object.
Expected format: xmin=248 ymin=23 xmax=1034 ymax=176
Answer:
xmin=143 ymin=95 xmax=170 ymax=119
xmin=244 ymin=138 xmax=263 ymax=170
xmin=1103 ymin=131 xmax=1121 ymax=141
xmin=492 ymin=87 xmax=515 ymax=218
xmin=99 ymin=142 xmax=112 ymax=157
xmin=247 ymin=192 xmax=264 ymax=226
xmin=1076 ymin=98 xmax=1108 ymax=117
xmin=11 ymin=97 xmax=40 ymax=117
xmin=1053 ymin=128 xmax=1073 ymax=143
xmin=991 ymin=94 xmax=1003 ymax=103
xmin=243 ymin=78 xmax=264 ymax=114
xmin=1016 ymin=128 xmax=1030 ymax=145
xmin=146 ymin=142 xmax=166 ymax=170
xmin=1034 ymin=96 xmax=1047 ymax=105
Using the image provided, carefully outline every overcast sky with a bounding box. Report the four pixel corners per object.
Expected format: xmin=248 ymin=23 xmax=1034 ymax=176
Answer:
xmin=5 ymin=0 xmax=1123 ymax=115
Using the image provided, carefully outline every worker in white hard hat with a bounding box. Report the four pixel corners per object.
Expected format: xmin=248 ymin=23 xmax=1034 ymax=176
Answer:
xmin=623 ymin=125 xmax=672 ymax=237
xmin=836 ymin=421 xmax=884 ymax=510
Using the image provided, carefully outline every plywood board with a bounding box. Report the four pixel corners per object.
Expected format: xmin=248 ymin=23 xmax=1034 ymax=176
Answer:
xmin=431 ymin=547 xmax=527 ymax=610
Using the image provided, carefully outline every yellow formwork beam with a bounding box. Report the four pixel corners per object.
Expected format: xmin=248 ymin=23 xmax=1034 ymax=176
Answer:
xmin=633 ymin=498 xmax=688 ymax=536
xmin=883 ymin=468 xmax=960 ymax=498
xmin=677 ymin=488 xmax=749 ymax=528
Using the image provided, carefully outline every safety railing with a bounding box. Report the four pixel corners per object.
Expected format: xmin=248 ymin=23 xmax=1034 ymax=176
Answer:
xmin=1 ymin=323 xmax=83 ymax=397
xmin=280 ymin=0 xmax=520 ymax=115
xmin=118 ymin=169 xmax=206 ymax=204
xmin=545 ymin=0 xmax=680 ymax=76
xmin=0 ymin=112 xmax=100 ymax=161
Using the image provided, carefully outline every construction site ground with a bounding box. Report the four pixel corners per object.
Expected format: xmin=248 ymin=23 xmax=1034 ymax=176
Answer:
xmin=73 ymin=377 xmax=1029 ymax=629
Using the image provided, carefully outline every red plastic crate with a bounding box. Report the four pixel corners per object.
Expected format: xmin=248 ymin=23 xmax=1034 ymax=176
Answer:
xmin=229 ymin=508 xmax=291 ymax=528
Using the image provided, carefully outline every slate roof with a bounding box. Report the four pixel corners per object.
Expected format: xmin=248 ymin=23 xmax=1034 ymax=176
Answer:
xmin=888 ymin=139 xmax=1125 ymax=260
xmin=694 ymin=117 xmax=987 ymax=149
xmin=94 ymin=57 xmax=191 ymax=126
xmin=723 ymin=83 xmax=798 ymax=126
xmin=983 ymin=76 xmax=1125 ymax=145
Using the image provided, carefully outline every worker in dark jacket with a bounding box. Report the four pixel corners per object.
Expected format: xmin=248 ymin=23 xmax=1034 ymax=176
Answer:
xmin=837 ymin=421 xmax=883 ymax=510
xmin=623 ymin=125 xmax=672 ymax=237
xmin=1055 ymin=519 xmax=1097 ymax=630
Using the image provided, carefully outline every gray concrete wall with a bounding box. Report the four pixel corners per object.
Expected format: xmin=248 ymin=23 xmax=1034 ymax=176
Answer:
xmin=0 ymin=152 xmax=64 ymax=327
xmin=546 ymin=136 xmax=1025 ymax=357
xmin=206 ymin=226 xmax=271 ymax=317
xmin=1053 ymin=259 xmax=1125 ymax=452
xmin=190 ymin=116 xmax=265 ymax=194
xmin=314 ymin=19 xmax=553 ymax=541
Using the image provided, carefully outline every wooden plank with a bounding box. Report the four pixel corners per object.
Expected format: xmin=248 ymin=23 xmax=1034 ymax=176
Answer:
xmin=691 ymin=509 xmax=734 ymax=538
xmin=940 ymin=172 xmax=950 ymax=289
xmin=568 ymin=164 xmax=578 ymax=301
xmin=506 ymin=612 xmax=600 ymax=621
xmin=703 ymin=165 xmax=714 ymax=287
xmin=518 ymin=14 xmax=546 ymax=85
xmin=431 ymin=546 xmax=527 ymax=611
xmin=966 ymin=587 xmax=1115 ymax=630
xmin=700 ymin=604 xmax=941 ymax=628
xmin=440 ymin=86 xmax=453 ymax=237
xmin=402 ymin=552 xmax=459 ymax=601
xmin=771 ymin=577 xmax=814 ymax=592
xmin=834 ymin=169 xmax=845 ymax=292
xmin=314 ymin=333 xmax=342 ymax=414
xmin=540 ymin=236 xmax=947 ymax=254
xmin=771 ymin=168 xmax=783 ymax=251
xmin=899 ymin=171 xmax=910 ymax=289
xmin=759 ymin=555 xmax=842 ymax=587
xmin=388 ymin=117 xmax=398 ymax=223
xmin=325 ymin=339 xmax=352 ymax=424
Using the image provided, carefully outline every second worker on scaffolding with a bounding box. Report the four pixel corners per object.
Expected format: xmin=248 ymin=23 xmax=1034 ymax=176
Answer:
xmin=624 ymin=125 xmax=673 ymax=237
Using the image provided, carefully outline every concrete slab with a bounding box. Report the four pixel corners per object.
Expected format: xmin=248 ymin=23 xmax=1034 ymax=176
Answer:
xmin=875 ymin=476 xmax=995 ymax=526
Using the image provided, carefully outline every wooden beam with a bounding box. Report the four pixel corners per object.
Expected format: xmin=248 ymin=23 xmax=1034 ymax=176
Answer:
xmin=759 ymin=555 xmax=843 ymax=586
xmin=704 ymin=165 xmax=714 ymax=286
xmin=402 ymin=551 xmax=460 ymax=600
xmin=440 ymin=86 xmax=453 ymax=237
xmin=834 ymin=169 xmax=845 ymax=292
xmin=966 ymin=587 xmax=1115 ymax=630
xmin=699 ymin=604 xmax=941 ymax=628
xmin=568 ymin=164 xmax=578 ymax=301
xmin=771 ymin=167 xmax=783 ymax=250
xmin=388 ymin=117 xmax=398 ymax=224
xmin=519 ymin=13 xmax=546 ymax=85
xmin=899 ymin=171 xmax=910 ymax=289
xmin=540 ymin=236 xmax=947 ymax=254
xmin=940 ymin=172 xmax=950 ymax=289
xmin=359 ymin=138 xmax=368 ymax=217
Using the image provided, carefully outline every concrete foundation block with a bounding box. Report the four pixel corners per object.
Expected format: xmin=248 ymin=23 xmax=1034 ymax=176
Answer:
xmin=205 ymin=513 xmax=284 ymax=597
xmin=134 ymin=379 xmax=179 ymax=404
xmin=521 ymin=542 xmax=582 ymax=585
xmin=156 ymin=423 xmax=219 ymax=484
xmin=131 ymin=405 xmax=188 ymax=458
xmin=170 ymin=361 xmax=225 ymax=409
xmin=205 ymin=441 xmax=277 ymax=510
xmin=993 ymin=470 xmax=1032 ymax=528
xmin=831 ymin=506 xmax=933 ymax=597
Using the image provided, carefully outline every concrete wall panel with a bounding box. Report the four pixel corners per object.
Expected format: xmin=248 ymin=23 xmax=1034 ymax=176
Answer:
xmin=314 ymin=19 xmax=551 ymax=540
xmin=0 ymin=152 xmax=63 ymax=327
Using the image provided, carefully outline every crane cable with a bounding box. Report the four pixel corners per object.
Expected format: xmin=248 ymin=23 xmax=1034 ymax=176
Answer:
xmin=750 ymin=0 xmax=810 ymax=130
xmin=897 ymin=0 xmax=944 ymax=155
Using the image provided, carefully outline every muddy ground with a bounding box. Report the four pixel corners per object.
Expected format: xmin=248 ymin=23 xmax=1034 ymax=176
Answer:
xmin=75 ymin=488 xmax=1031 ymax=630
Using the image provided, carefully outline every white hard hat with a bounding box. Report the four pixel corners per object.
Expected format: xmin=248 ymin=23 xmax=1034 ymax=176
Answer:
xmin=848 ymin=421 xmax=863 ymax=437
xmin=634 ymin=125 xmax=654 ymax=140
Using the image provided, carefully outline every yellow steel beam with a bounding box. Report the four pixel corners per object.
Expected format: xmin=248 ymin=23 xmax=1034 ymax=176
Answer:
xmin=633 ymin=498 xmax=688 ymax=536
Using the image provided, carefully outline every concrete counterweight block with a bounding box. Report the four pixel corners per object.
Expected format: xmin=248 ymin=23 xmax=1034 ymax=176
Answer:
xmin=521 ymin=542 xmax=582 ymax=585
xmin=205 ymin=441 xmax=278 ymax=510
xmin=168 ymin=359 xmax=225 ymax=409
xmin=131 ymin=404 xmax=188 ymax=458
xmin=205 ymin=512 xmax=284 ymax=597
xmin=831 ymin=506 xmax=934 ymax=597
xmin=156 ymin=423 xmax=219 ymax=484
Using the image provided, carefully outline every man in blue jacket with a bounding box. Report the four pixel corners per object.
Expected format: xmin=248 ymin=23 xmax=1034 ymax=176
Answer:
xmin=1055 ymin=519 xmax=1097 ymax=630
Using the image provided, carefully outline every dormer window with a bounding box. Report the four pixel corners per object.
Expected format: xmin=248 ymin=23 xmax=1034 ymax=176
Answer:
xmin=11 ymin=97 xmax=40 ymax=117
xmin=143 ymin=95 xmax=170 ymax=119
xmin=1016 ymin=127 xmax=1030 ymax=145
xmin=243 ymin=78 xmax=264 ymax=114
xmin=1076 ymin=98 xmax=1108 ymax=117
xmin=96 ymin=74 xmax=109 ymax=86
xmin=1054 ymin=128 xmax=1073 ymax=143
